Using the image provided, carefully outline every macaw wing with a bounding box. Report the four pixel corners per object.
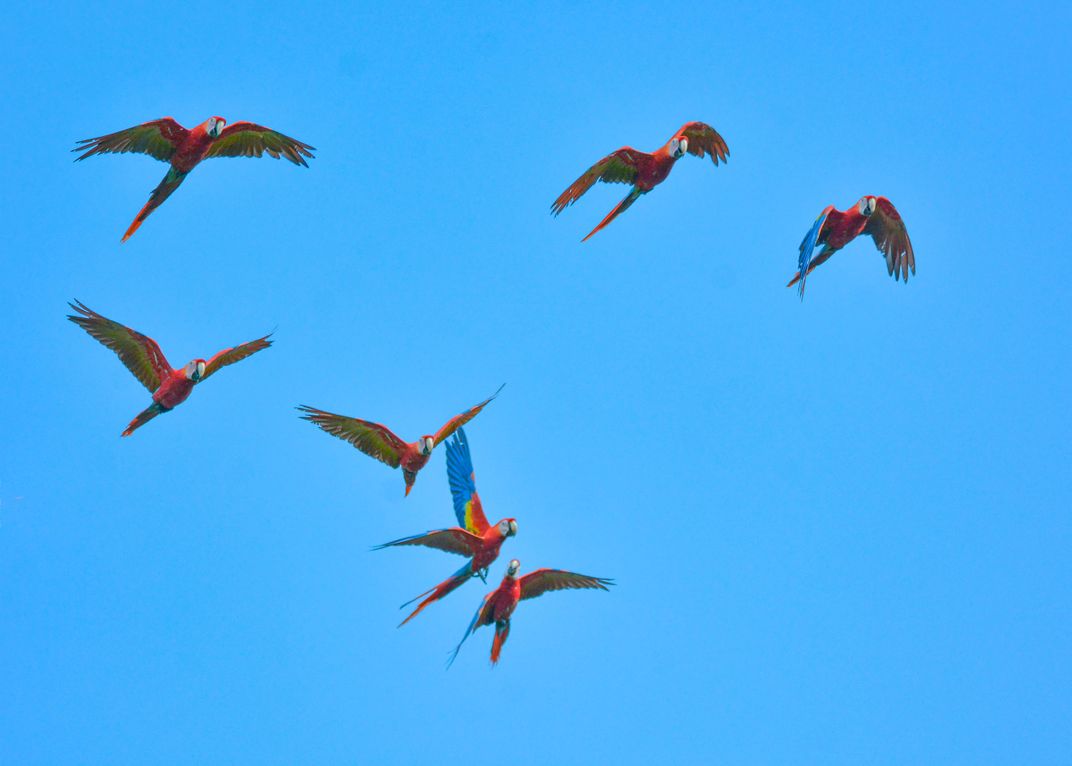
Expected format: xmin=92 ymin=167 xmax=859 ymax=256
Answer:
xmin=73 ymin=118 xmax=187 ymax=162
xmin=864 ymin=197 xmax=915 ymax=282
xmin=433 ymin=384 xmax=504 ymax=446
xmin=445 ymin=429 xmax=490 ymax=535
xmin=447 ymin=592 xmax=493 ymax=668
xmin=201 ymin=335 xmax=273 ymax=381
xmin=203 ymin=121 xmax=316 ymax=166
xmin=67 ymin=300 xmax=171 ymax=392
xmin=793 ymin=205 xmax=834 ymax=299
xmin=372 ymin=528 xmax=481 ymax=558
xmin=519 ymin=569 xmax=614 ymax=601
xmin=551 ymin=148 xmax=643 ymax=215
xmin=296 ymin=407 xmax=406 ymax=468
xmin=677 ymin=121 xmax=730 ymax=166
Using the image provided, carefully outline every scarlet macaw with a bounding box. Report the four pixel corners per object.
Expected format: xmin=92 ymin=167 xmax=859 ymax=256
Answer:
xmin=67 ymin=300 xmax=271 ymax=437
xmin=448 ymin=559 xmax=613 ymax=667
xmin=296 ymin=385 xmax=504 ymax=497
xmin=551 ymin=121 xmax=729 ymax=241
xmin=74 ymin=116 xmax=314 ymax=241
xmin=376 ymin=428 xmax=518 ymax=626
xmin=788 ymin=196 xmax=915 ymax=298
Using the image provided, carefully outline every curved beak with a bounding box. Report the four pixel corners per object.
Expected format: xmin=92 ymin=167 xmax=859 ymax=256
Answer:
xmin=508 ymin=520 xmax=518 ymax=536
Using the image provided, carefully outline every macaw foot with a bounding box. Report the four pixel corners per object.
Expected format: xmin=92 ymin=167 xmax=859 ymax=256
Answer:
xmin=477 ymin=568 xmax=488 ymax=584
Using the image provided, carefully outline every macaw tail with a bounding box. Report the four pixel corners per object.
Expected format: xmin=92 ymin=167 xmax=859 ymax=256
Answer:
xmin=581 ymin=187 xmax=642 ymax=242
xmin=786 ymin=247 xmax=838 ymax=295
xmin=403 ymin=469 xmax=417 ymax=497
xmin=398 ymin=561 xmax=474 ymax=627
xmin=121 ymin=402 xmax=167 ymax=437
xmin=121 ymin=168 xmax=187 ymax=242
xmin=490 ymin=620 xmax=510 ymax=665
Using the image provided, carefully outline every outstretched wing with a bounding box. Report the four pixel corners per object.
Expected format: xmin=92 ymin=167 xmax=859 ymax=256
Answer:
xmin=519 ymin=569 xmax=614 ymax=601
xmin=864 ymin=197 xmax=915 ymax=282
xmin=372 ymin=528 xmax=481 ymax=558
xmin=203 ymin=122 xmax=315 ymax=166
xmin=201 ymin=335 xmax=273 ymax=381
xmin=433 ymin=384 xmax=504 ymax=446
xmin=677 ymin=121 xmax=730 ymax=166
xmin=446 ymin=429 xmax=490 ymax=535
xmin=551 ymin=148 xmax=642 ymax=215
xmin=67 ymin=300 xmax=171 ymax=392
xmin=447 ymin=592 xmax=494 ymax=668
xmin=296 ymin=406 xmax=406 ymax=468
xmin=73 ymin=118 xmax=188 ymax=162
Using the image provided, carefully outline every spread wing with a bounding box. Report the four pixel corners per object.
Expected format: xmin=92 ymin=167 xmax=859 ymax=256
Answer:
xmin=67 ymin=300 xmax=171 ymax=392
xmin=551 ymin=148 xmax=643 ymax=215
xmin=519 ymin=569 xmax=614 ymax=601
xmin=864 ymin=197 xmax=915 ymax=282
xmin=296 ymin=406 xmax=406 ymax=468
xmin=433 ymin=384 xmax=504 ymax=446
xmin=73 ymin=118 xmax=188 ymax=162
xmin=201 ymin=335 xmax=273 ymax=382
xmin=447 ymin=592 xmax=494 ymax=668
xmin=203 ymin=122 xmax=315 ymax=166
xmin=372 ymin=528 xmax=481 ymax=558
xmin=677 ymin=121 xmax=730 ymax=166
xmin=446 ymin=429 xmax=490 ymax=535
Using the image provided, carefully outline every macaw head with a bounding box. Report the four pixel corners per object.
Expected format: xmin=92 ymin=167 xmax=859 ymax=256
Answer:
xmin=669 ymin=136 xmax=689 ymax=159
xmin=497 ymin=518 xmax=518 ymax=538
xmin=857 ymin=196 xmax=877 ymax=217
xmin=506 ymin=559 xmax=521 ymax=577
xmin=184 ymin=359 xmax=207 ymax=382
xmin=419 ymin=436 xmax=435 ymax=456
xmin=206 ymin=116 xmax=227 ymax=139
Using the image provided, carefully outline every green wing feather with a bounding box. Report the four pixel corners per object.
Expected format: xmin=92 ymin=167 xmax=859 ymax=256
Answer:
xmin=204 ymin=122 xmax=315 ymax=166
xmin=73 ymin=118 xmax=188 ymax=162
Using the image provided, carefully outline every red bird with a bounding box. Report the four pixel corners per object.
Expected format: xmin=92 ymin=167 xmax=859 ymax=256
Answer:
xmin=448 ymin=559 xmax=613 ymax=667
xmin=788 ymin=195 xmax=915 ymax=298
xmin=377 ymin=428 xmax=518 ymax=626
xmin=74 ymin=116 xmax=314 ymax=241
xmin=297 ymin=385 xmax=503 ymax=497
xmin=552 ymin=121 xmax=729 ymax=241
xmin=67 ymin=301 xmax=271 ymax=437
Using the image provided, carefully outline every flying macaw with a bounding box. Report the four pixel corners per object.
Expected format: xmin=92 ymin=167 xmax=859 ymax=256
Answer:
xmin=67 ymin=300 xmax=271 ymax=437
xmin=73 ymin=116 xmax=315 ymax=241
xmin=551 ymin=121 xmax=729 ymax=241
xmin=788 ymin=196 xmax=915 ymax=298
xmin=448 ymin=559 xmax=613 ymax=668
xmin=376 ymin=428 xmax=518 ymax=626
xmin=296 ymin=384 xmax=504 ymax=497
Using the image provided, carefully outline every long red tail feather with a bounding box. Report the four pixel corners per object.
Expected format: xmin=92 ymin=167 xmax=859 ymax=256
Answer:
xmin=121 ymin=170 xmax=186 ymax=242
xmin=581 ymin=188 xmax=641 ymax=242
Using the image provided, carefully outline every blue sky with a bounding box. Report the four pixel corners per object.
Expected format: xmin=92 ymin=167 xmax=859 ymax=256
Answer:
xmin=1 ymin=2 xmax=1069 ymax=763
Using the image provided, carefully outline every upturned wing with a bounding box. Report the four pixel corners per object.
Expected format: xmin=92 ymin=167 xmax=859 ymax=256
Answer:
xmin=519 ymin=569 xmax=614 ymax=601
xmin=864 ymin=197 xmax=915 ymax=282
xmin=372 ymin=528 xmax=482 ymax=558
xmin=445 ymin=429 xmax=490 ymax=535
xmin=73 ymin=118 xmax=188 ymax=162
xmin=203 ymin=122 xmax=315 ymax=166
xmin=67 ymin=300 xmax=171 ymax=392
xmin=676 ymin=121 xmax=730 ymax=165
xmin=201 ymin=335 xmax=273 ymax=381
xmin=296 ymin=406 xmax=407 ymax=468
xmin=433 ymin=384 xmax=504 ymax=446
xmin=551 ymin=148 xmax=643 ymax=215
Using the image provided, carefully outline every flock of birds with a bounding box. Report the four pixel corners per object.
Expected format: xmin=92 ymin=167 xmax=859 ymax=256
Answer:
xmin=68 ymin=114 xmax=918 ymax=666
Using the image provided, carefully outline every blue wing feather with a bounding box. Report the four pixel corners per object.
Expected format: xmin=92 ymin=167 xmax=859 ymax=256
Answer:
xmin=446 ymin=428 xmax=478 ymax=530
xmin=447 ymin=593 xmax=489 ymax=669
xmin=796 ymin=210 xmax=829 ymax=300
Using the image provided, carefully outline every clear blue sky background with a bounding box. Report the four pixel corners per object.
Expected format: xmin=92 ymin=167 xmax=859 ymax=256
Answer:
xmin=1 ymin=2 xmax=1069 ymax=763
